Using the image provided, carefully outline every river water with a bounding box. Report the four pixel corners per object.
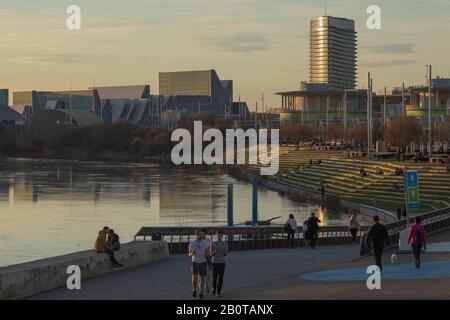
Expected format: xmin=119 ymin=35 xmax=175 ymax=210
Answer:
xmin=0 ymin=158 xmax=350 ymax=267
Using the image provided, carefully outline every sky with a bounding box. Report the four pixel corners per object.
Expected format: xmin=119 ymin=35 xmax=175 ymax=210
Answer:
xmin=0 ymin=0 xmax=449 ymax=109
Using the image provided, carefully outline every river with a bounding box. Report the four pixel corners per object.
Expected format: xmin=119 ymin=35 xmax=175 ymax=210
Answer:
xmin=0 ymin=158 xmax=350 ymax=267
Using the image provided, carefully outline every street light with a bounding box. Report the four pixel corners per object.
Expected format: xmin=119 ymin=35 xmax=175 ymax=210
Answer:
xmin=426 ymin=65 xmax=432 ymax=156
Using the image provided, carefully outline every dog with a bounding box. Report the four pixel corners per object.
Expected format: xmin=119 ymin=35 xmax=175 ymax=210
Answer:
xmin=391 ymin=254 xmax=398 ymax=264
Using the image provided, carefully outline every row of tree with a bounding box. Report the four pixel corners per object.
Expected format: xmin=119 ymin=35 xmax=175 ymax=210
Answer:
xmin=0 ymin=122 xmax=172 ymax=157
xmin=280 ymin=116 xmax=450 ymax=152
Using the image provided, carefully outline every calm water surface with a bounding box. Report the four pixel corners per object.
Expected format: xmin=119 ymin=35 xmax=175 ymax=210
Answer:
xmin=0 ymin=158 xmax=350 ymax=267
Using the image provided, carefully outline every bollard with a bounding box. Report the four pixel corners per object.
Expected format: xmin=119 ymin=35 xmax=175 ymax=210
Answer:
xmin=252 ymin=177 xmax=258 ymax=226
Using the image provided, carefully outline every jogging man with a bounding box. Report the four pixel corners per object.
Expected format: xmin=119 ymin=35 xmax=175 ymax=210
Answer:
xmin=188 ymin=229 xmax=209 ymax=299
xmin=210 ymin=230 xmax=228 ymax=298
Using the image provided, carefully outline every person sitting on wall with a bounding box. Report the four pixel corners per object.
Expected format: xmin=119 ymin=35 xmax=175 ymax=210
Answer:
xmin=107 ymin=229 xmax=121 ymax=252
xmin=94 ymin=226 xmax=123 ymax=268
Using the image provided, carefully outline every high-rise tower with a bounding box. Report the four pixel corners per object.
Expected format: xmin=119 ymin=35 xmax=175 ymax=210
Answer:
xmin=310 ymin=16 xmax=357 ymax=89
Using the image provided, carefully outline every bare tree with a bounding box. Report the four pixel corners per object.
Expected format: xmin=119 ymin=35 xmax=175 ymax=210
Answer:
xmin=385 ymin=116 xmax=423 ymax=153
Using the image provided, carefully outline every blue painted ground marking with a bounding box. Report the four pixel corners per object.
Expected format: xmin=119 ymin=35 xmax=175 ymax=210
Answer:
xmin=301 ymin=261 xmax=450 ymax=282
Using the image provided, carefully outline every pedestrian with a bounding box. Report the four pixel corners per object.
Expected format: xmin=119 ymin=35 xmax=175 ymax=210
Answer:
xmin=408 ymin=216 xmax=427 ymax=268
xmin=307 ymin=212 xmax=321 ymax=249
xmin=365 ymin=216 xmax=389 ymax=272
xmin=397 ymin=208 xmax=402 ymax=221
xmin=188 ymin=229 xmax=209 ymax=299
xmin=402 ymin=209 xmax=407 ymax=219
xmin=201 ymin=230 xmax=213 ymax=294
xmin=302 ymin=220 xmax=310 ymax=247
xmin=107 ymin=229 xmax=121 ymax=252
xmin=348 ymin=212 xmax=360 ymax=245
xmin=94 ymin=226 xmax=123 ymax=268
xmin=210 ymin=230 xmax=228 ymax=298
xmin=285 ymin=214 xmax=298 ymax=249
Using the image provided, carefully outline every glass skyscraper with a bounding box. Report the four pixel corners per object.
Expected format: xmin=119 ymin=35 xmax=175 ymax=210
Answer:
xmin=310 ymin=16 xmax=357 ymax=90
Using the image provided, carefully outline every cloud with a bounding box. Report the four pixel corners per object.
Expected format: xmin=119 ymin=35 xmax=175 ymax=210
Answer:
xmin=363 ymin=43 xmax=417 ymax=54
xmin=363 ymin=59 xmax=418 ymax=67
xmin=6 ymin=53 xmax=91 ymax=66
xmin=205 ymin=32 xmax=269 ymax=53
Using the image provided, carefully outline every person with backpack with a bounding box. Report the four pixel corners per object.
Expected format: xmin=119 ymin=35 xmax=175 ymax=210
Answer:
xmin=307 ymin=212 xmax=321 ymax=249
xmin=408 ymin=216 xmax=427 ymax=268
xmin=365 ymin=216 xmax=389 ymax=272
xmin=284 ymin=214 xmax=298 ymax=249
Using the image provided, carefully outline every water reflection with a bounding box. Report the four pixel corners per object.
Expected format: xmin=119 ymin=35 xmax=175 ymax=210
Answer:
xmin=0 ymin=158 xmax=349 ymax=267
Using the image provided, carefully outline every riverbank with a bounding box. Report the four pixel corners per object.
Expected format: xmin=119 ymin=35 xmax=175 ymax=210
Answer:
xmin=0 ymin=147 xmax=171 ymax=164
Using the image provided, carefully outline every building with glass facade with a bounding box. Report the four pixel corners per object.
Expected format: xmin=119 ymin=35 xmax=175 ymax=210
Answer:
xmin=0 ymin=89 xmax=9 ymax=106
xmin=13 ymin=90 xmax=99 ymax=115
xmin=159 ymin=70 xmax=233 ymax=115
xmin=310 ymin=16 xmax=357 ymax=90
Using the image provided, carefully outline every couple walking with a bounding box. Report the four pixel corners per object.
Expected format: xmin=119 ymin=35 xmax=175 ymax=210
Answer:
xmin=285 ymin=212 xmax=321 ymax=249
xmin=189 ymin=229 xmax=228 ymax=299
xmin=94 ymin=226 xmax=123 ymax=268
xmin=365 ymin=215 xmax=427 ymax=271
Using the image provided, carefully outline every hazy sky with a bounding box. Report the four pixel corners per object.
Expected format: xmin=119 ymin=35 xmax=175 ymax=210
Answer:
xmin=1 ymin=0 xmax=449 ymax=108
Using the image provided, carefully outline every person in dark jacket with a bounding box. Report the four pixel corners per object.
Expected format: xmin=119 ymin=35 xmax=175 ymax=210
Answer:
xmin=107 ymin=229 xmax=121 ymax=252
xmin=307 ymin=213 xmax=321 ymax=249
xmin=365 ymin=216 xmax=389 ymax=271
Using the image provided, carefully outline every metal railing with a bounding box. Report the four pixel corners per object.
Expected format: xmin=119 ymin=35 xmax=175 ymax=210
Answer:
xmin=359 ymin=204 xmax=398 ymax=224
xmin=134 ymin=225 xmax=368 ymax=254
xmin=134 ymin=207 xmax=450 ymax=255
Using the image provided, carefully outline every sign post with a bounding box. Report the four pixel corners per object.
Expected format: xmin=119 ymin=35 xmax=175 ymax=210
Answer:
xmin=398 ymin=169 xmax=420 ymax=253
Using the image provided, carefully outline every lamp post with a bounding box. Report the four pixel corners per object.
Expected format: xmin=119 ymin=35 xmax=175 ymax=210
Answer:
xmin=428 ymin=65 xmax=432 ymax=156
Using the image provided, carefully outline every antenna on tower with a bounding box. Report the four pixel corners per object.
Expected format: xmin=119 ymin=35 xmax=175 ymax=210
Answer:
xmin=325 ymin=4 xmax=327 ymax=16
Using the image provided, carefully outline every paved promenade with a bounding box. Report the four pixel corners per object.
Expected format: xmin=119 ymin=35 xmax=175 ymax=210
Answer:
xmin=30 ymin=230 xmax=450 ymax=300
xmin=231 ymin=230 xmax=450 ymax=300
xmin=31 ymin=243 xmax=359 ymax=300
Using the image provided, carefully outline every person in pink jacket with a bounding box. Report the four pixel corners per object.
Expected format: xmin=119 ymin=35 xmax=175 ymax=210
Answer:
xmin=408 ymin=216 xmax=427 ymax=269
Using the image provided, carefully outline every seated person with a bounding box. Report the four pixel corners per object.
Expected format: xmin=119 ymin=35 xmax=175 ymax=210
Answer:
xmin=107 ymin=229 xmax=121 ymax=252
xmin=392 ymin=183 xmax=401 ymax=191
xmin=360 ymin=168 xmax=367 ymax=177
xmin=95 ymin=226 xmax=123 ymax=268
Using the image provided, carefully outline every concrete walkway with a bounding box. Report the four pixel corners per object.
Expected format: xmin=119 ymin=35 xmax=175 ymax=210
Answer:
xmin=30 ymin=243 xmax=360 ymax=300
xmin=229 ymin=230 xmax=450 ymax=300
xmin=30 ymin=230 xmax=450 ymax=300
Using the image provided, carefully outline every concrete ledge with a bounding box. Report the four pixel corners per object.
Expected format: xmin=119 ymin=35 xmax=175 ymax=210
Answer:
xmin=0 ymin=241 xmax=169 ymax=300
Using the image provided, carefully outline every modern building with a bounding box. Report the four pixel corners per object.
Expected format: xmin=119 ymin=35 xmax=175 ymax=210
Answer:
xmin=0 ymin=105 xmax=25 ymax=126
xmin=91 ymin=85 xmax=150 ymax=100
xmin=276 ymin=83 xmax=368 ymax=127
xmin=406 ymin=78 xmax=450 ymax=119
xmin=159 ymin=70 xmax=233 ymax=115
xmin=24 ymin=109 xmax=103 ymax=128
xmin=0 ymin=89 xmax=9 ymax=106
xmin=93 ymin=85 xmax=152 ymax=126
xmin=13 ymin=89 xmax=99 ymax=116
xmin=310 ymin=16 xmax=357 ymax=90
xmin=13 ymin=86 xmax=152 ymax=127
